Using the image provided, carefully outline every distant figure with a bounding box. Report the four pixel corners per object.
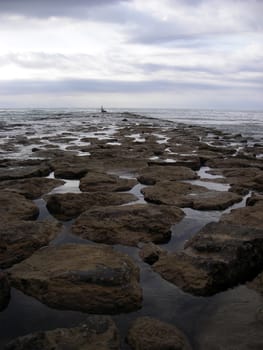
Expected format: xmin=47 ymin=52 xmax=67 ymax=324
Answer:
xmin=101 ymin=105 xmax=107 ymax=113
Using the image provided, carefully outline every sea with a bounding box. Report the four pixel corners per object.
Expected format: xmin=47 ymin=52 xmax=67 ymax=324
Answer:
xmin=0 ymin=107 xmax=263 ymax=349
xmin=0 ymin=107 xmax=263 ymax=140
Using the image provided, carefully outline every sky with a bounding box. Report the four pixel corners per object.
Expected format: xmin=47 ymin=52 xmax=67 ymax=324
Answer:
xmin=0 ymin=0 xmax=262 ymax=109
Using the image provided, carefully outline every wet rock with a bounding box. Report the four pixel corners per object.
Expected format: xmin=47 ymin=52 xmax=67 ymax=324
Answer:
xmin=54 ymin=166 xmax=89 ymax=179
xmin=0 ymin=177 xmax=64 ymax=199
xmin=0 ymin=220 xmax=61 ymax=268
xmin=246 ymin=192 xmax=263 ymax=206
xmin=4 ymin=315 xmax=120 ymax=350
xmin=247 ymin=271 xmax=263 ymax=295
xmin=207 ymin=157 xmax=263 ymax=170
xmin=9 ymin=244 xmax=142 ymax=314
xmin=153 ymin=222 xmax=263 ymax=296
xmin=0 ymin=190 xmax=39 ymax=221
xmin=137 ymin=166 xmax=198 ymax=185
xmin=189 ymin=190 xmax=242 ymax=210
xmin=0 ymin=164 xmax=51 ymax=181
xmin=148 ymin=156 xmax=201 ymax=170
xmin=139 ymin=243 xmax=166 ymax=265
xmin=0 ymin=272 xmax=10 ymax=311
xmin=50 ymin=157 xmax=91 ymax=179
xmin=141 ymin=181 xmax=200 ymax=207
xmin=72 ymin=204 xmax=184 ymax=246
xmin=127 ymin=316 xmax=192 ymax=350
xmin=215 ymin=167 xmax=263 ymax=193
xmin=142 ymin=181 xmax=241 ymax=210
xmin=80 ymin=172 xmax=137 ymax=192
xmin=196 ymin=286 xmax=263 ymax=350
xmin=45 ymin=192 xmax=137 ymax=220
xmin=221 ymin=200 xmax=263 ymax=229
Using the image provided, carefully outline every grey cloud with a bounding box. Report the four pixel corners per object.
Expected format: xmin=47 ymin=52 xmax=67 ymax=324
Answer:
xmin=0 ymin=0 xmax=130 ymax=18
xmin=0 ymin=78 xmax=259 ymax=96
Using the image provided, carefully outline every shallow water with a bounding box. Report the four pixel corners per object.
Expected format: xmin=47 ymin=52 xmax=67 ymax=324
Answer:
xmin=0 ymin=110 xmax=262 ymax=348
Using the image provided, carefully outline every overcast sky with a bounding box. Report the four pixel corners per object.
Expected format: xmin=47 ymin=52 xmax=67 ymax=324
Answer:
xmin=0 ymin=0 xmax=262 ymax=109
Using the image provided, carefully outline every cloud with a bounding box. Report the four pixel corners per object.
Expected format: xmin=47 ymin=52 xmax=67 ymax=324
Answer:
xmin=0 ymin=0 xmax=130 ymax=18
xmin=0 ymin=76 xmax=261 ymax=97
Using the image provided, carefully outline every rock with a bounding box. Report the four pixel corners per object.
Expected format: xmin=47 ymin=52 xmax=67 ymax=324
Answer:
xmin=4 ymin=315 xmax=120 ymax=350
xmin=52 ymin=160 xmax=90 ymax=179
xmin=247 ymin=271 xmax=263 ymax=295
xmin=0 ymin=164 xmax=51 ymax=181
xmin=141 ymin=181 xmax=199 ymax=207
xmin=72 ymin=204 xmax=184 ymax=246
xmin=221 ymin=201 xmax=263 ymax=229
xmin=246 ymin=192 xmax=263 ymax=206
xmin=137 ymin=166 xmax=198 ymax=185
xmin=0 ymin=220 xmax=61 ymax=268
xmin=80 ymin=172 xmax=137 ymax=192
xmin=0 ymin=272 xmax=10 ymax=311
xmin=153 ymin=222 xmax=263 ymax=296
xmin=127 ymin=317 xmax=192 ymax=350
xmin=45 ymin=192 xmax=137 ymax=220
xmin=0 ymin=177 xmax=64 ymax=199
xmin=196 ymin=285 xmax=263 ymax=350
xmin=189 ymin=190 xmax=242 ymax=210
xmin=0 ymin=191 xmax=39 ymax=221
xmin=216 ymin=167 xmax=263 ymax=193
xmin=148 ymin=156 xmax=201 ymax=171
xmin=207 ymin=157 xmax=263 ymax=170
xmin=9 ymin=244 xmax=142 ymax=314
xmin=142 ymin=181 xmax=242 ymax=210
xmin=139 ymin=243 xmax=166 ymax=265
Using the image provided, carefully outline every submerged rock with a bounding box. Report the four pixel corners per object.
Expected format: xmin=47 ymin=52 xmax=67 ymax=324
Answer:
xmin=0 ymin=220 xmax=61 ymax=268
xmin=80 ymin=172 xmax=137 ymax=192
xmin=127 ymin=316 xmax=192 ymax=350
xmin=0 ymin=272 xmax=10 ymax=311
xmin=153 ymin=222 xmax=263 ymax=296
xmin=9 ymin=244 xmax=142 ymax=314
xmin=72 ymin=204 xmax=184 ymax=246
xmin=45 ymin=192 xmax=137 ymax=220
xmin=0 ymin=177 xmax=64 ymax=199
xmin=4 ymin=315 xmax=120 ymax=350
xmin=0 ymin=190 xmax=39 ymax=221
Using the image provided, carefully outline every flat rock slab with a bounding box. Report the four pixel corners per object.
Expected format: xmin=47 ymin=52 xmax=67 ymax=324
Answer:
xmin=137 ymin=166 xmax=198 ymax=185
xmin=9 ymin=244 xmax=142 ymax=314
xmin=0 ymin=220 xmax=61 ymax=268
xmin=0 ymin=190 xmax=39 ymax=221
xmin=142 ymin=181 xmax=241 ymax=210
xmin=80 ymin=172 xmax=137 ymax=192
xmin=72 ymin=204 xmax=184 ymax=246
xmin=0 ymin=164 xmax=51 ymax=181
xmin=221 ymin=201 xmax=263 ymax=229
xmin=4 ymin=315 xmax=120 ymax=350
xmin=153 ymin=222 xmax=263 ymax=296
xmin=0 ymin=272 xmax=10 ymax=311
xmin=45 ymin=192 xmax=137 ymax=220
xmin=0 ymin=177 xmax=65 ymax=199
xmin=127 ymin=316 xmax=192 ymax=350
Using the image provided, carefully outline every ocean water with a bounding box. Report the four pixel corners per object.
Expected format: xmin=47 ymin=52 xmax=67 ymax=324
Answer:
xmin=0 ymin=108 xmax=263 ymax=138
xmin=0 ymin=108 xmax=263 ymax=348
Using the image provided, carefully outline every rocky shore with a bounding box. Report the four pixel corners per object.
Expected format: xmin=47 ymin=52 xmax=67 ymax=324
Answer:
xmin=0 ymin=112 xmax=262 ymax=349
